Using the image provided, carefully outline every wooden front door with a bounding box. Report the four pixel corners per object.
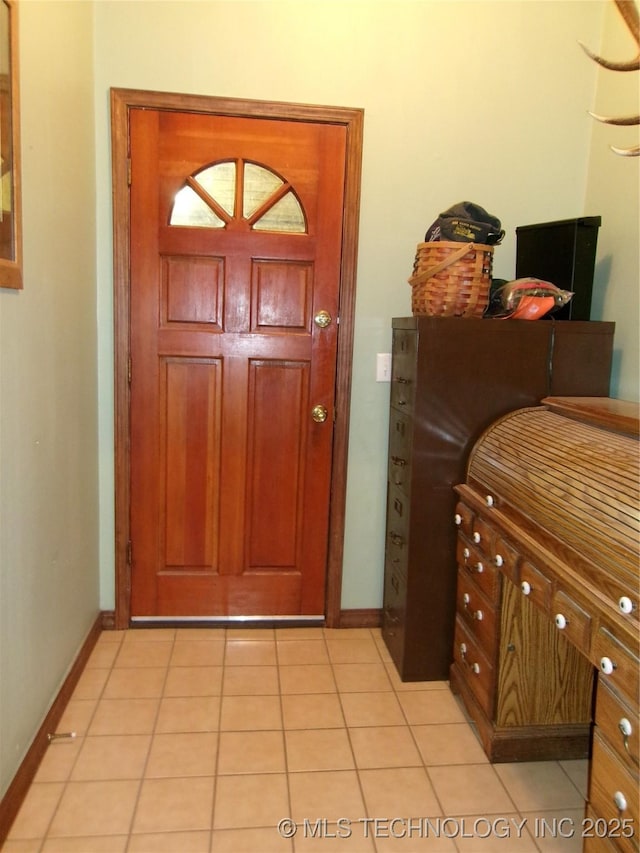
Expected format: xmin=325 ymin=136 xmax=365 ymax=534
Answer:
xmin=120 ymin=97 xmax=361 ymax=621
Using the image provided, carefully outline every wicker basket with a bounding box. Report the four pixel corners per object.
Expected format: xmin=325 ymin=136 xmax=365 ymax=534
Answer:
xmin=408 ymin=241 xmax=494 ymax=317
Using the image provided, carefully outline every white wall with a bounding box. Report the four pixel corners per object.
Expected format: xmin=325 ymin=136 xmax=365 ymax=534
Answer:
xmin=585 ymin=0 xmax=639 ymax=401
xmin=93 ymin=0 xmax=616 ymax=612
xmin=0 ymin=1 xmax=99 ymax=796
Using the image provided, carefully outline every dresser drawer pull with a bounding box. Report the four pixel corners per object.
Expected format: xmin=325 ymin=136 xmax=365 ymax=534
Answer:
xmin=554 ymin=613 xmax=568 ymax=630
xmin=485 ymin=495 xmax=494 ymax=507
xmin=613 ymin=791 xmax=628 ymax=813
xmin=618 ymin=718 xmax=640 ymax=766
xmin=463 ymin=547 xmax=470 ymax=562
xmin=618 ymin=596 xmax=635 ymax=615
xmin=472 ymin=531 xmax=481 ymax=544
xmin=521 ymin=581 xmax=532 ymax=596
xmin=600 ymin=656 xmax=616 ymax=676
xmin=459 ymin=643 xmax=481 ymax=674
xmin=474 ymin=561 xmax=484 ymax=574
xmin=494 ymin=554 xmax=504 ymax=567
xmin=389 ymin=532 xmax=404 ymax=547
xmin=463 ymin=593 xmax=470 ymax=606
xmin=473 ymin=609 xmax=484 ymax=621
xmin=454 ymin=513 xmax=462 ymax=526
xmin=395 ymin=376 xmax=411 ymax=384
xmin=391 ymin=456 xmax=407 ymax=467
xmin=384 ymin=607 xmax=400 ymax=625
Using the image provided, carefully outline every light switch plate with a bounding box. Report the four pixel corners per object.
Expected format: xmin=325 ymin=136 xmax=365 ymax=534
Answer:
xmin=376 ymin=352 xmax=392 ymax=382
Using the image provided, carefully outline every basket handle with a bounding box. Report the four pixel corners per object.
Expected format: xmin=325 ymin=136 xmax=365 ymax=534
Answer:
xmin=408 ymin=243 xmax=472 ymax=286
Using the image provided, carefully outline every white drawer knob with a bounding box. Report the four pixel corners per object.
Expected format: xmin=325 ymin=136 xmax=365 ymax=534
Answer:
xmin=600 ymin=656 xmax=616 ymax=675
xmin=463 ymin=593 xmax=470 ymax=607
xmin=471 ymin=662 xmax=480 ymax=674
xmin=618 ymin=596 xmax=634 ymax=614
xmin=454 ymin=513 xmax=462 ymax=526
xmin=485 ymin=495 xmax=494 ymax=507
xmin=463 ymin=547 xmax=470 ymax=561
xmin=474 ymin=562 xmax=484 ymax=574
xmin=613 ymin=791 xmax=627 ymax=812
xmin=474 ymin=610 xmax=484 ymax=621
xmin=494 ymin=554 xmax=504 ymax=567
xmin=521 ymin=581 xmax=531 ymax=596
xmin=555 ymin=614 xmax=567 ymax=630
xmin=473 ymin=531 xmax=481 ymax=544
xmin=619 ymin=717 xmax=633 ymax=738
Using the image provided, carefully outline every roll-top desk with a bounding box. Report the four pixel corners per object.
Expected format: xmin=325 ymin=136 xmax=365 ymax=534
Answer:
xmin=450 ymin=397 xmax=639 ymax=853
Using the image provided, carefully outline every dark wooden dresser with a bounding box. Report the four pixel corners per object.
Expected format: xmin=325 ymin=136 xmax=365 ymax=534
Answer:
xmin=450 ymin=397 xmax=639 ymax=853
xmin=382 ymin=317 xmax=615 ymax=681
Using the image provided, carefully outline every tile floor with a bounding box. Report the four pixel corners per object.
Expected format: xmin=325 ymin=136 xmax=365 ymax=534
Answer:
xmin=3 ymin=627 xmax=589 ymax=853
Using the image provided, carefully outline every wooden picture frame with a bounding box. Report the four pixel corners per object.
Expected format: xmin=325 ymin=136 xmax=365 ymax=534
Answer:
xmin=0 ymin=0 xmax=21 ymax=289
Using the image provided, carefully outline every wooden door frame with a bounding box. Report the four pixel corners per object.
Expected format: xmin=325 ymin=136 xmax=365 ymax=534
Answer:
xmin=110 ymin=87 xmax=363 ymax=630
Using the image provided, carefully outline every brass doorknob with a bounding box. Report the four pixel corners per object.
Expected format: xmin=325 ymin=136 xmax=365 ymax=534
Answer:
xmin=311 ymin=404 xmax=328 ymax=423
xmin=314 ymin=309 xmax=332 ymax=328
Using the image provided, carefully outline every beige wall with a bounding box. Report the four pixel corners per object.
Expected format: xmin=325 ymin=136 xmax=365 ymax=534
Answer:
xmin=0 ymin=2 xmax=98 ymax=796
xmin=1 ymin=0 xmax=638 ymax=799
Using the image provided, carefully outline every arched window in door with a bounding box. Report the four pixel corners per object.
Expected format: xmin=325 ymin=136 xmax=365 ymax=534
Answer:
xmin=170 ymin=160 xmax=307 ymax=233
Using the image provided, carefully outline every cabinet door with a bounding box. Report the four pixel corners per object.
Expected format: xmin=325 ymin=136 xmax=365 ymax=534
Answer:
xmin=496 ymin=580 xmax=594 ymax=727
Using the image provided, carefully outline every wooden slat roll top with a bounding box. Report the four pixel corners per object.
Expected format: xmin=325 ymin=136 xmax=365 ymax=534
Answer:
xmin=466 ymin=406 xmax=639 ymax=590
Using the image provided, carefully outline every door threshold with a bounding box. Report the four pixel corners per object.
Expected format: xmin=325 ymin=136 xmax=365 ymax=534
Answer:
xmin=130 ymin=615 xmax=325 ymax=629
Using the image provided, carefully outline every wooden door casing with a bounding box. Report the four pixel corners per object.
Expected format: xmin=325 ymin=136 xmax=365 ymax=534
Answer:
xmin=111 ymin=89 xmax=363 ymax=627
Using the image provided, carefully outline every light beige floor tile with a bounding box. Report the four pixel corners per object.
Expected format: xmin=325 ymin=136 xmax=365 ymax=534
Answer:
xmin=220 ymin=694 xmax=283 ymax=730
xmin=285 ymin=728 xmax=354 ymax=772
xmin=277 ymin=639 xmax=330 ymax=666
xmin=225 ymin=638 xmax=277 ymax=666
xmin=293 ymin=823 xmax=376 ymax=852
xmin=324 ymin=628 xmax=375 ymax=640
xmin=103 ymin=666 xmax=166 ymax=699
xmin=57 ymin=698 xmax=97 ymax=737
xmin=358 ymin=766 xmax=442 ymax=820
xmin=71 ymin=734 xmax=150 ymax=780
xmin=227 ymin=627 xmax=274 ymax=640
xmin=41 ymin=836 xmax=129 ymax=852
xmin=289 ymin=769 xmax=366 ymax=822
xmin=428 ymin=764 xmax=516 ymax=815
xmin=520 ymin=808 xmax=585 ymax=852
xmin=349 ymin=726 xmax=422 ymax=769
xmin=211 ymin=826 xmax=293 ymax=852
xmin=333 ymin=663 xmax=392 ymax=693
xmin=127 ymin=830 xmax=210 ymax=852
xmin=97 ymin=629 xmax=126 ymax=643
xmin=374 ymin=637 xmax=393 ymax=663
xmin=1 ymin=841 xmax=42 ymax=852
xmin=6 ymin=782 xmax=64 ymax=839
xmin=340 ymin=692 xmax=405 ymax=727
xmin=88 ymin=698 xmax=159 ymax=735
xmin=170 ymin=639 xmax=225 ymax=667
xmin=155 ymin=695 xmax=220 ymax=733
xmin=450 ymin=813 xmax=538 ymax=851
xmin=375 ymin=827 xmax=457 ymax=852
xmin=558 ymin=759 xmax=589 ymax=799
xmin=132 ymin=776 xmax=214 ymax=833
xmin=175 ymin=627 xmax=226 ymax=641
xmin=383 ymin=665 xmax=449 ymax=693
xmin=122 ymin=628 xmax=176 ymax=643
xmin=145 ymin=731 xmax=218 ymax=777
xmin=493 ymin=761 xmax=586 ymax=811
xmin=279 ymin=664 xmax=336 ymax=695
xmin=222 ymin=665 xmax=280 ymax=695
xmin=213 ymin=772 xmax=289 ymax=829
xmin=275 ymin=626 xmax=324 ymax=640
xmin=281 ymin=693 xmax=345 ymax=729
xmin=326 ymin=638 xmax=381 ymax=664
xmin=48 ymin=780 xmax=139 ymax=837
xmin=412 ymin=723 xmax=488 ymax=765
xmin=71 ymin=667 xmax=109 ymax=700
xmin=218 ymin=729 xmax=286 ymax=774
xmin=163 ymin=665 xmax=223 ymax=697
xmin=114 ymin=640 xmax=173 ymax=668
xmin=85 ymin=641 xmax=120 ymax=669
xmin=397 ymin=689 xmax=468 ymax=725
xmin=34 ymin=739 xmax=81 ymax=783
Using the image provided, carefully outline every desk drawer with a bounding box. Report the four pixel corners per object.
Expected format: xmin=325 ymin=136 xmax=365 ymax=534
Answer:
xmin=552 ymin=589 xmax=592 ymax=657
xmin=595 ymin=680 xmax=640 ymax=774
xmin=589 ymin=732 xmax=639 ymax=853
xmin=456 ymin=536 xmax=500 ymax=601
xmin=519 ymin=558 xmax=552 ymax=613
xmin=453 ymin=617 xmax=494 ymax=718
xmin=592 ymin=626 xmax=639 ymax=707
xmin=456 ymin=570 xmax=498 ymax=655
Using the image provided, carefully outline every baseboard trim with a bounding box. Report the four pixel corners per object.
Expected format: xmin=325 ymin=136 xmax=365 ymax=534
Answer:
xmin=338 ymin=608 xmax=382 ymax=628
xmin=0 ymin=612 xmax=105 ymax=845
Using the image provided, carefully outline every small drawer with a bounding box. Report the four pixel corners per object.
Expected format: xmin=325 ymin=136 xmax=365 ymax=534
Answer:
xmin=456 ymin=571 xmax=498 ymax=656
xmin=454 ymin=501 xmax=474 ymax=538
xmin=382 ymin=562 xmax=406 ymax=657
xmin=491 ymin=534 xmax=520 ymax=585
xmin=595 ymin=680 xmax=640 ymax=774
xmin=456 ymin=536 xmax=500 ymax=601
xmin=592 ymin=625 xmax=639 ymax=709
xmin=470 ymin=515 xmax=494 ymax=554
xmin=588 ymin=732 xmax=639 ymax=853
xmin=519 ymin=558 xmax=552 ymax=613
xmin=583 ymin=806 xmax=626 ymax=853
xmin=453 ymin=617 xmax=494 ymax=719
xmin=390 ymin=329 xmax=417 ymax=413
xmin=388 ymin=410 xmax=412 ymax=491
xmin=551 ymin=589 xmax=592 ymax=656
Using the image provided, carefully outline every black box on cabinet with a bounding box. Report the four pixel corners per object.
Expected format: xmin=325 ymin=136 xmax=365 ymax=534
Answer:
xmin=515 ymin=216 xmax=601 ymax=320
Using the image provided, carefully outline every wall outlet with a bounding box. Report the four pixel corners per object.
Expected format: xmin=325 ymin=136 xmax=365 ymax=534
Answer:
xmin=376 ymin=352 xmax=392 ymax=382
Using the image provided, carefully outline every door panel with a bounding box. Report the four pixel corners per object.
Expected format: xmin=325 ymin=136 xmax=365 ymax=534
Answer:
xmin=129 ymin=107 xmax=346 ymax=618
